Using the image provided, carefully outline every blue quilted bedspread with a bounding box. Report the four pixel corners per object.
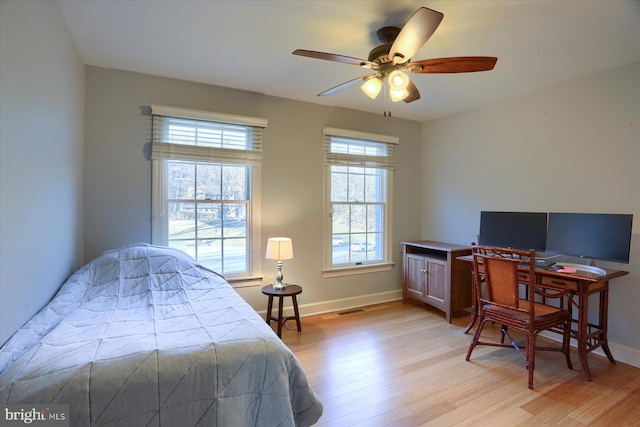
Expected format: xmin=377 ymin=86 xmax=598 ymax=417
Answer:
xmin=0 ymin=244 xmax=322 ymax=426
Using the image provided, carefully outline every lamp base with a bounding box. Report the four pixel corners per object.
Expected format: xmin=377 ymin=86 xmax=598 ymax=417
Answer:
xmin=272 ymin=280 xmax=287 ymax=291
xmin=272 ymin=261 xmax=286 ymax=290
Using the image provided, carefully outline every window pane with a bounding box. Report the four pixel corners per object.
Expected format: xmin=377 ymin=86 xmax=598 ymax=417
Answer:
xmin=197 ymin=203 xmax=221 ymax=238
xmin=168 ymin=239 xmax=196 ymax=260
xmin=224 ymin=203 xmax=247 ymax=237
xmin=364 ymin=170 xmax=383 ymax=202
xmin=365 ymin=232 xmax=382 ymax=261
xmin=331 ymin=169 xmax=348 ymax=202
xmin=223 ymin=237 xmax=247 ymax=273
xmin=348 ymin=172 xmax=365 ymax=203
xmin=222 ymin=165 xmax=247 ymax=200
xmin=196 ymin=163 xmax=221 ymax=200
xmin=367 ymin=204 xmax=382 ymax=232
xmin=168 ymin=162 xmax=194 ymax=199
xmin=169 ymin=202 xmax=195 ymax=239
xmin=197 ymin=239 xmax=221 ymax=271
xmin=332 ymin=204 xmax=349 ymax=234
xmin=351 ymin=204 xmax=366 ymax=233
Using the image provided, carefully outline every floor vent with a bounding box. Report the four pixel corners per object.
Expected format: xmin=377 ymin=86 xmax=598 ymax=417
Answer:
xmin=338 ymin=309 xmax=365 ymax=316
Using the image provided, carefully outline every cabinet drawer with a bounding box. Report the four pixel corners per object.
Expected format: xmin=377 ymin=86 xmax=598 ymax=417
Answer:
xmin=517 ymin=272 xmax=531 ymax=283
xmin=540 ymin=275 xmax=578 ymax=291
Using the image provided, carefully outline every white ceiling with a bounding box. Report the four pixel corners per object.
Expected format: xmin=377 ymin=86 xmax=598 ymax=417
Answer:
xmin=56 ymin=0 xmax=640 ymax=122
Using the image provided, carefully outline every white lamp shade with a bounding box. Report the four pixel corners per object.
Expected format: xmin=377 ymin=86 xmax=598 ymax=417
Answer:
xmin=361 ymin=77 xmax=382 ymax=99
xmin=265 ymin=237 xmax=294 ymax=260
xmin=390 ymin=88 xmax=409 ymax=102
xmin=388 ymin=70 xmax=409 ymax=91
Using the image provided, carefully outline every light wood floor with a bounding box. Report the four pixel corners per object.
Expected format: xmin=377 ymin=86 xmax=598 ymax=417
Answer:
xmin=283 ymin=301 xmax=640 ymax=427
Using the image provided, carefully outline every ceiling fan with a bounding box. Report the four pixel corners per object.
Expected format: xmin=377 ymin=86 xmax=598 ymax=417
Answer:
xmin=292 ymin=7 xmax=497 ymax=105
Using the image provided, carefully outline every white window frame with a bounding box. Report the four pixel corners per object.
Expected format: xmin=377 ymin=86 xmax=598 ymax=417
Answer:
xmin=150 ymin=105 xmax=266 ymax=284
xmin=321 ymin=127 xmax=397 ymax=278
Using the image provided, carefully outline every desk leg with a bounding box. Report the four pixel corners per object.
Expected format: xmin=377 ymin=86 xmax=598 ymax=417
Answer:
xmin=266 ymin=296 xmax=273 ymax=324
xmin=277 ymin=296 xmax=284 ymax=338
xmin=577 ymin=290 xmax=592 ymax=381
xmin=463 ymin=269 xmax=478 ymax=334
xmin=600 ymin=286 xmax=616 ymax=364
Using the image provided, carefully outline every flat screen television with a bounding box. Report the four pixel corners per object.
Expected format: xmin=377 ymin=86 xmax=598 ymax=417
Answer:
xmin=546 ymin=213 xmax=633 ymax=263
xmin=478 ymin=211 xmax=547 ymax=251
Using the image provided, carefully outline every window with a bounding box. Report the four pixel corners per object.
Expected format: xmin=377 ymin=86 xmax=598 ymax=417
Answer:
xmin=323 ymin=127 xmax=398 ymax=275
xmin=151 ymin=105 xmax=267 ymax=279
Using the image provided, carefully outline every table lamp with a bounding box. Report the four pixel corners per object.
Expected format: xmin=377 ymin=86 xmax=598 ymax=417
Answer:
xmin=265 ymin=237 xmax=293 ymax=290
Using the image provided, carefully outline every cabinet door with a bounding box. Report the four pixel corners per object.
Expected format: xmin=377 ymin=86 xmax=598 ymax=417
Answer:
xmin=406 ymin=254 xmax=427 ymax=300
xmin=425 ymin=259 xmax=447 ymax=309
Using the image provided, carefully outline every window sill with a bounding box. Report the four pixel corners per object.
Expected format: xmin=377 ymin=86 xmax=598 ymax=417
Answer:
xmin=227 ymin=275 xmax=264 ymax=288
xmin=321 ymin=262 xmax=395 ymax=278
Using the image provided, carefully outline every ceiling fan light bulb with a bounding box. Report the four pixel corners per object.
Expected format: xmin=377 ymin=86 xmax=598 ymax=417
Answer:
xmin=390 ymin=88 xmax=409 ymax=102
xmin=388 ymin=70 xmax=409 ymax=91
xmin=361 ymin=78 xmax=382 ymax=99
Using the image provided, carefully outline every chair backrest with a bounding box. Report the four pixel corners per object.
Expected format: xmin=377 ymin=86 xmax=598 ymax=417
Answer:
xmin=472 ymin=245 xmax=536 ymax=311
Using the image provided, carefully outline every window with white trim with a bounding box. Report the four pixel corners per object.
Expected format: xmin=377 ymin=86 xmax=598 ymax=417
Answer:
xmin=323 ymin=127 xmax=397 ymax=273
xmin=151 ymin=105 xmax=267 ymax=279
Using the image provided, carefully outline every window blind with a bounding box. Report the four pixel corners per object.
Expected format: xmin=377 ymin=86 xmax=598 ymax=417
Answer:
xmin=322 ymin=127 xmax=399 ymax=170
xmin=151 ymin=105 xmax=267 ymax=166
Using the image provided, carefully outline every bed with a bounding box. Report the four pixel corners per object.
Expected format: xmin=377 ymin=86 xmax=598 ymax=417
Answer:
xmin=0 ymin=243 xmax=322 ymax=426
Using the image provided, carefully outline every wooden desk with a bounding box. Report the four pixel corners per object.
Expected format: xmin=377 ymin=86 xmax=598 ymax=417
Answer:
xmin=458 ymin=254 xmax=628 ymax=381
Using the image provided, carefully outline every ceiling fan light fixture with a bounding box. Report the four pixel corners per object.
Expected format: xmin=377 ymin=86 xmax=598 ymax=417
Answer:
xmin=388 ymin=70 xmax=409 ymax=91
xmin=361 ymin=77 xmax=382 ymax=99
xmin=390 ymin=88 xmax=409 ymax=102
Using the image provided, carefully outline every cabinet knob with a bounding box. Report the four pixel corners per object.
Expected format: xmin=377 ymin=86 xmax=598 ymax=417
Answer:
xmin=421 ymin=268 xmax=427 ymax=273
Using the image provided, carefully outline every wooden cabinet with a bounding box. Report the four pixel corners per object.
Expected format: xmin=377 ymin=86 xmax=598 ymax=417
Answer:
xmin=402 ymin=241 xmax=472 ymax=323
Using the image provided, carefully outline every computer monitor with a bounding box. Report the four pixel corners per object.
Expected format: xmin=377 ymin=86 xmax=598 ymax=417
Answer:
xmin=546 ymin=213 xmax=633 ymax=264
xmin=478 ymin=211 xmax=547 ymax=251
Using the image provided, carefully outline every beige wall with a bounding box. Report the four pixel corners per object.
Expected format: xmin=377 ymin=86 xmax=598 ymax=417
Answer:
xmin=422 ymin=62 xmax=640 ymax=358
xmin=83 ymin=66 xmax=423 ymax=314
xmin=0 ymin=1 xmax=85 ymax=345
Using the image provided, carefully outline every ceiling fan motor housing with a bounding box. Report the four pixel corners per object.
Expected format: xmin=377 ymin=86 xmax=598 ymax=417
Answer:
xmin=368 ymin=26 xmax=402 ymax=64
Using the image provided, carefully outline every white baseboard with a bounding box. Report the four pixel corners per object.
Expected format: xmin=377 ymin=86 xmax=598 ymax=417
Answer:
xmin=256 ymin=289 xmax=403 ymax=318
xmin=541 ymin=331 xmax=640 ymax=369
xmin=606 ymin=341 xmax=640 ymax=368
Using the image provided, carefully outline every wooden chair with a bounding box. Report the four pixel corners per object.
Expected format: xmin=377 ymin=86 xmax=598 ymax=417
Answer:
xmin=465 ymin=245 xmax=573 ymax=389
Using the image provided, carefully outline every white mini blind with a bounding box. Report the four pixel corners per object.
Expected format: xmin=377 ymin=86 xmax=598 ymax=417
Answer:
xmin=323 ymin=127 xmax=399 ymax=170
xmin=151 ymin=105 xmax=268 ymax=166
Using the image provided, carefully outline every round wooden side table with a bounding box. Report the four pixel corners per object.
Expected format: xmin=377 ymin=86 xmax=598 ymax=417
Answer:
xmin=261 ymin=284 xmax=302 ymax=338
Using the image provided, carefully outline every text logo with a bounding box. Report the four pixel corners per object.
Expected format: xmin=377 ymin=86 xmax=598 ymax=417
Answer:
xmin=1 ymin=405 xmax=69 ymax=427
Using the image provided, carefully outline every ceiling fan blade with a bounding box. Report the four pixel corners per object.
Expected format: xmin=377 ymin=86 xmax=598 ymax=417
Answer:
xmin=408 ymin=56 xmax=498 ymax=73
xmin=388 ymin=7 xmax=444 ymax=64
xmin=403 ymin=80 xmax=420 ymax=103
xmin=292 ymin=49 xmax=378 ymax=69
xmin=318 ymin=74 xmax=374 ymax=97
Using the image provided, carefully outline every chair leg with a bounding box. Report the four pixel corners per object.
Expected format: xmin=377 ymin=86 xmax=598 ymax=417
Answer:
xmin=500 ymin=325 xmax=507 ymax=344
xmin=466 ymin=315 xmax=486 ymax=361
xmin=527 ymin=333 xmax=536 ymax=389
